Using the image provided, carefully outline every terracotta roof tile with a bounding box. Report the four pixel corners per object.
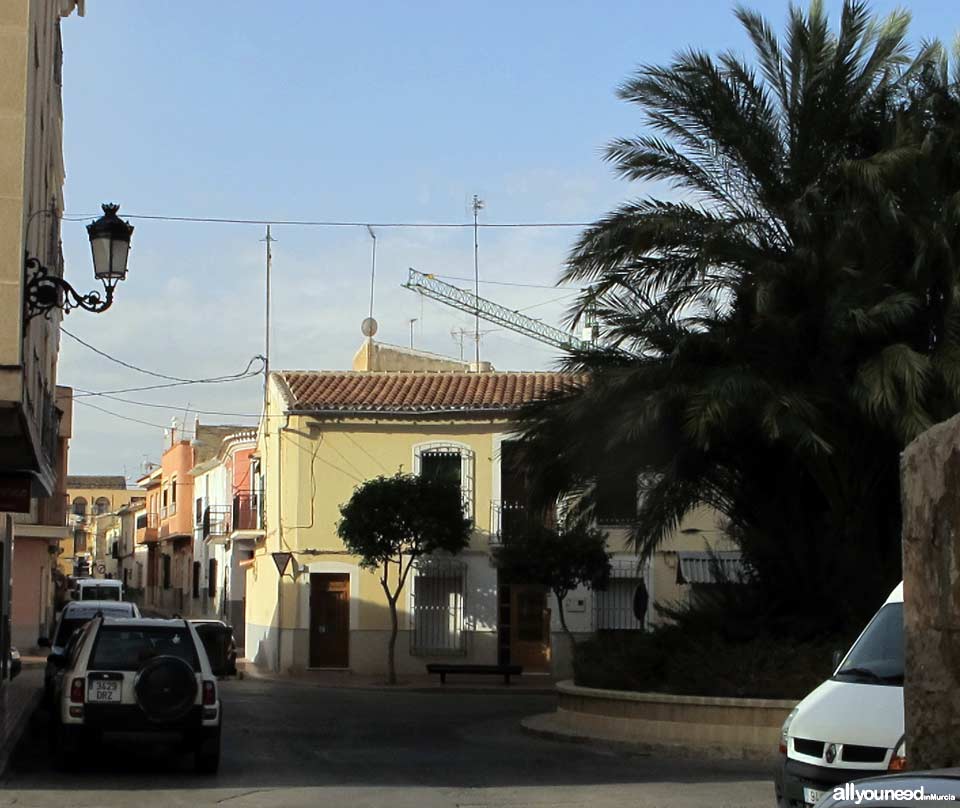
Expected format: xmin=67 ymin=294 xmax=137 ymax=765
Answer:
xmin=66 ymin=475 xmax=127 ymax=490
xmin=278 ymin=371 xmax=584 ymax=414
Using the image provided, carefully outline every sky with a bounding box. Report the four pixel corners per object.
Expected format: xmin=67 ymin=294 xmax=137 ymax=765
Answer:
xmin=57 ymin=0 xmax=955 ymax=478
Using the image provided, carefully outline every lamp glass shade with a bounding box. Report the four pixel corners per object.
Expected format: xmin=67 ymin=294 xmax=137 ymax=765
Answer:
xmin=87 ymin=203 xmax=133 ymax=282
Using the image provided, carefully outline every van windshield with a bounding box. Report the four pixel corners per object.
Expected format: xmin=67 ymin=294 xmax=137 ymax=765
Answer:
xmin=833 ymin=602 xmax=903 ymax=686
xmin=80 ymin=586 xmax=120 ymax=601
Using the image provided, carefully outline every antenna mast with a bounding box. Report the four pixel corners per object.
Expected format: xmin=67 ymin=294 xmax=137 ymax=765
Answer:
xmin=366 ymin=225 xmax=377 ymax=322
xmin=471 ymin=194 xmax=484 ymax=365
xmin=262 ymin=226 xmax=275 ymax=427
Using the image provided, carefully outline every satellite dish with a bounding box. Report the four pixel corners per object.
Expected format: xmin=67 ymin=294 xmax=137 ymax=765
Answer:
xmin=361 ymin=317 xmax=378 ymax=337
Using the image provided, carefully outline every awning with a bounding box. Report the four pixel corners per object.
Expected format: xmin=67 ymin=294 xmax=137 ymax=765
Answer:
xmin=676 ymin=551 xmax=746 ymax=585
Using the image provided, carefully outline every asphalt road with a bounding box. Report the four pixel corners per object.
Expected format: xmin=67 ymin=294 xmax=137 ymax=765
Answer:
xmin=1 ymin=677 xmax=775 ymax=807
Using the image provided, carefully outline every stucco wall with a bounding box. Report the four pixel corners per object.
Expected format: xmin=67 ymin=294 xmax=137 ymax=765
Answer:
xmin=244 ymin=375 xmax=733 ymax=676
xmin=11 ymin=536 xmax=51 ymax=650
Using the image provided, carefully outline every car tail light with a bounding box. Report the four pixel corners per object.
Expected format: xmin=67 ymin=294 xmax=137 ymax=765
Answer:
xmin=202 ymin=680 xmax=216 ymax=706
xmin=70 ymin=677 xmax=84 ymax=704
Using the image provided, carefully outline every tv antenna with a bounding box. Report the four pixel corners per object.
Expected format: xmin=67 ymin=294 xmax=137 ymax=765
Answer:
xmin=471 ymin=194 xmax=484 ymax=365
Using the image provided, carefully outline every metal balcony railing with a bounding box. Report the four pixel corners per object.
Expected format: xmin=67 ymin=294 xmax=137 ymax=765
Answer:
xmin=232 ymin=492 xmax=263 ymax=532
xmin=489 ymin=500 xmax=528 ymax=545
xmin=202 ymin=505 xmax=231 ymax=539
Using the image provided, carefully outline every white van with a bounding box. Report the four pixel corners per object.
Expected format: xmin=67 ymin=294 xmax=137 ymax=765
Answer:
xmin=75 ymin=578 xmax=123 ymax=602
xmin=775 ymin=582 xmax=904 ymax=808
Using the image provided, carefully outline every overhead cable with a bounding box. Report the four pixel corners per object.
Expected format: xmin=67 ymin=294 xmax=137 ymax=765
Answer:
xmin=63 ymin=213 xmax=592 ymax=229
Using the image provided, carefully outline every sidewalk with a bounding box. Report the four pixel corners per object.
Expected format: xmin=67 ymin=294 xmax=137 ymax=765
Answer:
xmin=0 ymin=669 xmax=43 ymax=776
xmin=239 ymin=660 xmax=558 ymax=694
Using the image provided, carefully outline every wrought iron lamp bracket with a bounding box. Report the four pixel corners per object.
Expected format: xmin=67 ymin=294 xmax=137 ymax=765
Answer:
xmin=23 ymin=254 xmax=114 ymax=324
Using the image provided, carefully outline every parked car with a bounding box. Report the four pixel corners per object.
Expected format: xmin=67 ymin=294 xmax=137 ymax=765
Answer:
xmin=8 ymin=646 xmax=21 ymax=680
xmin=39 ymin=600 xmax=141 ymax=705
xmin=49 ymin=616 xmax=222 ymax=773
xmin=189 ymin=620 xmax=238 ymax=677
xmin=776 ymin=583 xmax=904 ymax=807
xmin=813 ymin=768 xmax=960 ymax=806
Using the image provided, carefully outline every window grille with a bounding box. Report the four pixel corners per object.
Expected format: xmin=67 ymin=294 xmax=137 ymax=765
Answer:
xmin=410 ymin=557 xmax=467 ymax=656
xmin=412 ymin=442 xmax=475 ymax=517
xmin=594 ymin=559 xmax=649 ymax=631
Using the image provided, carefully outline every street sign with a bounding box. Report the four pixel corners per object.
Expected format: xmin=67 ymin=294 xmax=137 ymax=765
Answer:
xmin=271 ymin=551 xmax=292 ymax=577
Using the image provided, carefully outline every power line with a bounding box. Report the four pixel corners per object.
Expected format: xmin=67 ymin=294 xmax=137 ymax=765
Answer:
xmin=70 ymin=388 xmax=262 ymax=418
xmin=61 ymin=326 xmax=265 ymax=384
xmin=62 ymin=213 xmax=592 ymax=229
xmin=73 ymin=399 xmax=198 ymax=434
xmin=70 ymin=376 xmax=261 ymax=398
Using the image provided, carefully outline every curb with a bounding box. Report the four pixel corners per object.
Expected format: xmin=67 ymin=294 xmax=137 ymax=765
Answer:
xmin=520 ymin=712 xmax=779 ymax=764
xmin=239 ymin=664 xmax=558 ymax=695
xmin=0 ymin=682 xmax=42 ymax=777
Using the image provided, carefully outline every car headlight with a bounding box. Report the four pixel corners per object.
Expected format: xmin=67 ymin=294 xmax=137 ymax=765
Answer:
xmin=780 ymin=707 xmax=798 ymax=755
xmin=889 ymin=735 xmax=907 ymax=772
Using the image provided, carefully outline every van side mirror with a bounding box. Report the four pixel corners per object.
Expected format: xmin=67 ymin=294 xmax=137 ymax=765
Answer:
xmin=832 ymin=649 xmax=844 ymax=670
xmin=37 ymin=636 xmax=50 ymax=648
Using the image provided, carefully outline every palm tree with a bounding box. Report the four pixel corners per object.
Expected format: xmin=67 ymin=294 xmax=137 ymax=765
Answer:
xmin=518 ymin=2 xmax=960 ymax=630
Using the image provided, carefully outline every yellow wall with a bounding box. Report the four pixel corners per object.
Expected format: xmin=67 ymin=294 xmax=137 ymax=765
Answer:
xmin=0 ymin=2 xmax=80 ymax=459
xmin=245 ymin=374 xmax=735 ymax=672
xmin=352 ymin=339 xmax=471 ymax=372
xmin=64 ymin=486 xmax=140 ymax=572
xmin=247 ymin=373 xmax=513 ymax=633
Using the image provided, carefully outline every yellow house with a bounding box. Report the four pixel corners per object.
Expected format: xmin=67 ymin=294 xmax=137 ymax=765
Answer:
xmin=64 ymin=477 xmax=140 ymax=577
xmin=0 ymin=0 xmax=84 ymax=676
xmin=245 ymin=344 xmax=740 ymax=678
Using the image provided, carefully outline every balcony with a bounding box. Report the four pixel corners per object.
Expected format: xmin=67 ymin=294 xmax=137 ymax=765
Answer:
xmin=38 ymin=492 xmax=68 ymax=527
xmin=232 ymin=492 xmax=263 ymax=536
xmin=489 ymin=500 xmax=527 ymax=546
xmin=135 ymin=511 xmax=159 ymax=544
xmin=159 ymin=502 xmax=177 ymax=521
xmin=202 ymin=505 xmax=231 ymax=543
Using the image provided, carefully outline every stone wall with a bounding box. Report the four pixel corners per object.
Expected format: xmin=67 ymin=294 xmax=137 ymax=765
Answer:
xmin=901 ymin=412 xmax=960 ymax=769
xmin=553 ymin=680 xmax=795 ymax=760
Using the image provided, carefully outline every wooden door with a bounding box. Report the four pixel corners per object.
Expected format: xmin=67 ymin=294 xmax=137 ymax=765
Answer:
xmin=309 ymin=573 xmax=350 ymax=668
xmin=510 ymin=584 xmax=550 ymax=672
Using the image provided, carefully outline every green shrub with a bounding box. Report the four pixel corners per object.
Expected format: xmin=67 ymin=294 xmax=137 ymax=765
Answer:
xmin=574 ymin=628 xmax=843 ymax=699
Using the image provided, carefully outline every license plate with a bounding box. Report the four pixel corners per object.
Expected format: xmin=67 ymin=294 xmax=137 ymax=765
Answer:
xmin=803 ymin=787 xmax=825 ymax=806
xmin=89 ymin=679 xmax=121 ymax=703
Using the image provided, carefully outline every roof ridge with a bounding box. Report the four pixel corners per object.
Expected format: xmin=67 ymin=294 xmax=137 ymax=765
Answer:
xmin=278 ymin=369 xmax=586 ymax=414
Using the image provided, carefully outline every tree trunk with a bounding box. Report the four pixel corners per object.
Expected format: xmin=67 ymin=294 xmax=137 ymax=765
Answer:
xmin=555 ymin=592 xmax=576 ymax=667
xmin=386 ymin=591 xmax=399 ymax=686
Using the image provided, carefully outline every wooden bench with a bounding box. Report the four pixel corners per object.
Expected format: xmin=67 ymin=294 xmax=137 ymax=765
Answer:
xmin=426 ymin=663 xmax=523 ymax=685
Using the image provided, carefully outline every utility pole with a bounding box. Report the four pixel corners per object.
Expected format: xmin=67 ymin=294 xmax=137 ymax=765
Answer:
xmin=262 ymin=226 xmax=275 ymax=429
xmin=471 ymin=195 xmax=484 ymax=365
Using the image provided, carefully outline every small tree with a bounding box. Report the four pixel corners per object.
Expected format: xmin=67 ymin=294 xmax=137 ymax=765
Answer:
xmin=493 ymin=519 xmax=611 ymax=654
xmin=337 ymin=473 xmax=471 ymax=684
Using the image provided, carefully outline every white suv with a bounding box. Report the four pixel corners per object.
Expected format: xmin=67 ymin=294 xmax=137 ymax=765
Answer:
xmin=51 ymin=616 xmax=222 ymax=773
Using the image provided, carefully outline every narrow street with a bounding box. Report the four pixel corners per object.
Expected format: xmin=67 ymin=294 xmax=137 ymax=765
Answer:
xmin=2 ymin=679 xmax=773 ymax=807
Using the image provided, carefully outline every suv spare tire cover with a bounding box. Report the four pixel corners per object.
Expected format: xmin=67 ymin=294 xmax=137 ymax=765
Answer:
xmin=134 ymin=655 xmax=198 ymax=722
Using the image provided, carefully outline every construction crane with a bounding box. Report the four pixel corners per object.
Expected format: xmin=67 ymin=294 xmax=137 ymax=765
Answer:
xmin=402 ymin=268 xmax=596 ymax=354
